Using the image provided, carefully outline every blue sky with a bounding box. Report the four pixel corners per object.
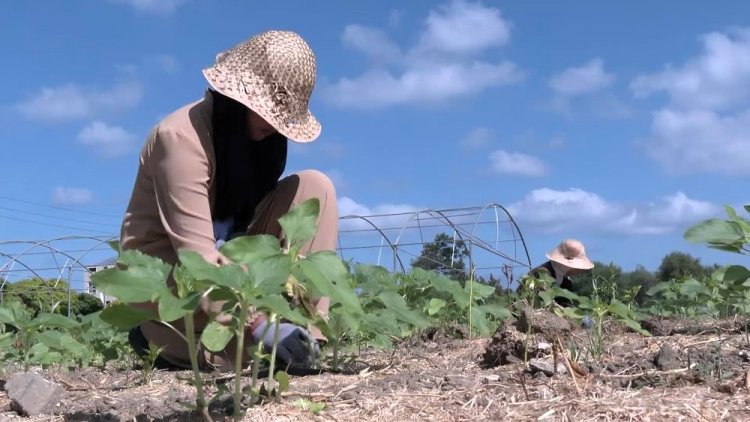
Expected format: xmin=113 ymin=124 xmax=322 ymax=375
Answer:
xmin=1 ymin=0 xmax=750 ymax=286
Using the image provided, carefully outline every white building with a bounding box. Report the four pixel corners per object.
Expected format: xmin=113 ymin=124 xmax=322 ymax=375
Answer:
xmin=82 ymin=257 xmax=118 ymax=305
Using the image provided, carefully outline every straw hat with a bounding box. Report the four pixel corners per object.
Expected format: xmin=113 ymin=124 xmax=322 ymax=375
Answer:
xmin=202 ymin=30 xmax=321 ymax=143
xmin=546 ymin=239 xmax=594 ymax=270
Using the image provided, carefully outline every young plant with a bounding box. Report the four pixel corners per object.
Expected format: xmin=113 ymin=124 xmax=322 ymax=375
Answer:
xmin=91 ymin=198 xmax=364 ymax=422
xmin=554 ymin=278 xmax=650 ymax=359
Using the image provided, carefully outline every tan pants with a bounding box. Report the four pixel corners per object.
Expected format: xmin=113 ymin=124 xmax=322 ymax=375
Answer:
xmin=141 ymin=170 xmax=338 ymax=371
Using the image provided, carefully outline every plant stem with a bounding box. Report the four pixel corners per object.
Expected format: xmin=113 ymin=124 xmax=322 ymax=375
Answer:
xmin=468 ymin=268 xmax=474 ymax=339
xmin=183 ymin=313 xmax=212 ymax=422
xmin=332 ymin=341 xmax=340 ymax=372
xmin=249 ymin=318 xmax=272 ymax=407
xmin=233 ymin=303 xmax=250 ymax=421
xmin=267 ymin=314 xmax=281 ymax=398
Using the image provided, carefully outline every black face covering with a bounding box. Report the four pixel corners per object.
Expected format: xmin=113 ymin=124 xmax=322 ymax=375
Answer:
xmin=209 ymin=90 xmax=287 ymax=234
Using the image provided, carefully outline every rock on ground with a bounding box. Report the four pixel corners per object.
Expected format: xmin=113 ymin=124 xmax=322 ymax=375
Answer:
xmin=5 ymin=373 xmax=62 ymax=416
xmin=654 ymin=344 xmax=680 ymax=370
xmin=516 ymin=307 xmax=572 ymax=337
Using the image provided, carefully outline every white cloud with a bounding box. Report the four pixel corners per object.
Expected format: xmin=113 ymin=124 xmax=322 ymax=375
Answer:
xmin=338 ymin=197 xmax=420 ymax=232
xmin=644 ymin=108 xmax=750 ymax=175
xmin=77 ymin=121 xmax=137 ymax=158
xmin=325 ymin=61 xmax=522 ymax=109
xmin=388 ymin=9 xmax=404 ymax=27
xmin=550 ymin=58 xmax=615 ymax=96
xmin=631 ymin=29 xmax=750 ymax=110
xmin=632 ymin=28 xmax=750 ymax=175
xmin=52 ymin=187 xmax=93 ymax=206
xmin=107 ymin=0 xmax=187 ymax=15
xmin=460 ymin=127 xmax=493 ymax=150
xmin=323 ymin=0 xmax=523 ymax=109
xmin=15 ymin=81 xmax=143 ymax=122
xmin=489 ymin=150 xmax=548 ymax=177
xmin=508 ymin=188 xmax=719 ymax=235
xmin=342 ymin=25 xmax=401 ymax=62
xmin=416 ymin=0 xmax=511 ymax=54
xmin=153 ymin=54 xmax=180 ymax=74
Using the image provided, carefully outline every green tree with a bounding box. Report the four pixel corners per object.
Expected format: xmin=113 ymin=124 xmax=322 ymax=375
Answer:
xmin=74 ymin=293 xmax=104 ymax=315
xmin=1 ymin=278 xmax=79 ymax=316
xmin=620 ymin=265 xmax=656 ymax=304
xmin=571 ymin=261 xmax=622 ymax=297
xmin=657 ymin=252 xmax=705 ymax=281
xmin=411 ymin=233 xmax=470 ymax=283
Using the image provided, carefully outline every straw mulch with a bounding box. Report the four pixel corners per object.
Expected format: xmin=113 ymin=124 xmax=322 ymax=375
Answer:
xmin=1 ymin=328 xmax=749 ymax=421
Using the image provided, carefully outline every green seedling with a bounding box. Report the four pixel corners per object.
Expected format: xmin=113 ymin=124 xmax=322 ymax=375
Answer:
xmin=91 ymin=198 xmax=366 ymax=422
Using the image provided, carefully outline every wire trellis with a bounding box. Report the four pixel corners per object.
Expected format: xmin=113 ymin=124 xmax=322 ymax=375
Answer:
xmin=0 ymin=203 xmax=532 ymax=313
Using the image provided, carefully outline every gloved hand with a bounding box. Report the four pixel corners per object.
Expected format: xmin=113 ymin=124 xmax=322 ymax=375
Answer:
xmin=252 ymin=321 xmax=320 ymax=368
xmin=581 ymin=315 xmax=594 ymax=329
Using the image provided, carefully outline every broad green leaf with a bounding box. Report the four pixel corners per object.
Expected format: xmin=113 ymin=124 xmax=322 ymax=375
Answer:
xmin=607 ymin=300 xmax=634 ymax=320
xmin=355 ymin=264 xmax=397 ymax=293
xmin=377 ymin=291 xmax=432 ymax=328
xmin=723 ymin=265 xmax=750 ymax=286
xmin=158 ymin=291 xmax=201 ymax=322
xmin=552 ymin=287 xmax=585 ymax=305
xmin=295 ymin=251 xmax=362 ymax=314
xmin=618 ymin=318 xmax=651 ymax=336
xmin=200 ymin=320 xmax=235 ymax=352
xmin=177 ymin=250 xmax=245 ymax=290
xmin=684 ymin=219 xmax=744 ymax=247
xmin=678 ymin=278 xmax=710 ymax=298
xmin=429 ymin=275 xmax=469 ymax=309
xmin=277 ymin=198 xmax=320 ymax=248
xmin=466 ymin=280 xmax=496 ymax=300
xmin=426 ymin=298 xmax=446 ymax=316
xmin=470 ymin=307 xmax=491 ymax=336
xmin=538 ymin=291 xmax=554 ymax=308
xmin=207 ymin=288 xmax=239 ymax=302
xmin=100 ymin=303 xmax=157 ymax=328
xmin=255 ymin=295 xmax=308 ymax=326
xmin=33 ymin=313 xmax=80 ymax=330
xmin=247 ymin=255 xmax=291 ymax=297
xmin=219 ymin=234 xmax=280 ymax=268
xmin=36 ymin=330 xmax=88 ymax=357
xmin=645 ymin=282 xmax=672 ymax=296
xmin=91 ymin=263 xmax=169 ymax=304
xmin=275 ymin=371 xmax=290 ymax=393
xmin=554 ymin=306 xmax=586 ymax=320
xmin=479 ymin=303 xmax=511 ymax=319
xmin=117 ymin=249 xmax=172 ymax=273
xmin=726 ymin=205 xmax=739 ymax=220
xmin=0 ymin=307 xmax=18 ymax=326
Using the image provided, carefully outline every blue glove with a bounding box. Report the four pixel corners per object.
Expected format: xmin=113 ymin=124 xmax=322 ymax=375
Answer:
xmin=581 ymin=315 xmax=594 ymax=329
xmin=252 ymin=322 xmax=319 ymax=367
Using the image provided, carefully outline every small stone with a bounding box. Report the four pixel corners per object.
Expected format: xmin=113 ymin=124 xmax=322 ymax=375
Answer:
xmin=739 ymin=350 xmax=750 ymax=363
xmin=6 ymin=373 xmax=62 ymax=416
xmin=528 ymin=359 xmax=567 ymax=376
xmin=537 ymin=341 xmax=552 ymax=351
xmin=516 ymin=307 xmax=572 ymax=337
xmin=654 ymin=344 xmax=680 ymax=370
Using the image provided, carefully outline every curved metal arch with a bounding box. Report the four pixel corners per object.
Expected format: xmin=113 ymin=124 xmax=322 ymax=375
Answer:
xmin=339 ymin=215 xmax=406 ymax=272
xmin=0 ymin=237 xmax=115 ymax=283
xmin=390 ymin=208 xmax=474 ymax=277
xmin=469 ymin=203 xmax=532 ymax=270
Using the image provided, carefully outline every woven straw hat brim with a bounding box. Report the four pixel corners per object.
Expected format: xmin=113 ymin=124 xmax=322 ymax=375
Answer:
xmin=545 ymin=250 xmax=594 ymax=270
xmin=203 ymin=67 xmax=321 ymax=143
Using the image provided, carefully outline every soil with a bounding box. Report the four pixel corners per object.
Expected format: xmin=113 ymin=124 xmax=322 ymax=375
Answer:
xmin=1 ymin=315 xmax=750 ymax=421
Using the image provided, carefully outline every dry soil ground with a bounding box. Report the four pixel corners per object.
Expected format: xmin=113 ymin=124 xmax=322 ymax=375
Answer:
xmin=2 ymin=316 xmax=750 ymax=421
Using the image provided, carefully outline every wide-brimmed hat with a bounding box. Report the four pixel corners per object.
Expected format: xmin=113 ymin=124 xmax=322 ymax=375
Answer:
xmin=202 ymin=30 xmax=321 ymax=143
xmin=546 ymin=239 xmax=594 ymax=270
